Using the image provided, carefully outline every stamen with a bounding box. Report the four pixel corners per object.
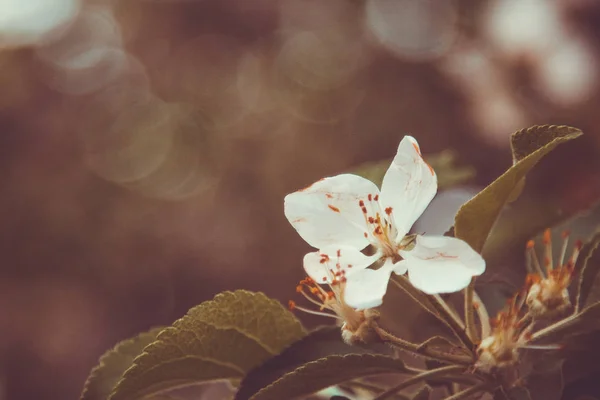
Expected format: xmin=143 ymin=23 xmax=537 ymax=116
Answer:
xmin=543 ymin=228 xmax=553 ymax=272
xmin=522 ymin=343 xmax=563 ymax=351
xmin=299 ymin=288 xmax=329 ymax=308
xmin=571 ymin=240 xmax=583 ymax=265
xmin=527 ymin=240 xmax=545 ymax=277
xmin=291 ymin=304 xmax=342 ymax=320
xmin=558 ymin=230 xmax=570 ymax=267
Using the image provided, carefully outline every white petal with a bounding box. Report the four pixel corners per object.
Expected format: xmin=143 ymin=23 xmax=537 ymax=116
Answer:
xmin=379 ymin=136 xmax=438 ymax=237
xmin=392 ymin=259 xmax=408 ymax=275
xmin=400 ymin=235 xmax=486 ymax=294
xmin=285 ymin=174 xmax=381 ymax=249
xmin=303 ymin=245 xmax=377 ymax=284
xmin=343 ymin=262 xmax=395 ymax=310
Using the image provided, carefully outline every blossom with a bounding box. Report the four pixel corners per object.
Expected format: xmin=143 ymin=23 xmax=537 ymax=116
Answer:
xmin=289 ymin=248 xmax=380 ymax=344
xmin=525 ymin=229 xmax=582 ymax=318
xmin=475 ymin=293 xmax=533 ymax=373
xmin=284 ymin=136 xmax=485 ymax=309
xmin=476 ymin=290 xmax=561 ymax=374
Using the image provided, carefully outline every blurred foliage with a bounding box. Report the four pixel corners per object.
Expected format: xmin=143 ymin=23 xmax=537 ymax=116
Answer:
xmin=352 ymin=149 xmax=476 ymax=189
xmin=3 ymin=1 xmax=600 ymax=400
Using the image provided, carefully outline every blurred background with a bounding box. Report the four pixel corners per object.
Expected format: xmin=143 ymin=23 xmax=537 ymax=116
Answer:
xmin=2 ymin=0 xmax=600 ymax=399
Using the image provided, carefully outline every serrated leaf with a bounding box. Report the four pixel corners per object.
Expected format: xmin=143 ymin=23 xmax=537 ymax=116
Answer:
xmin=81 ymin=327 xmax=165 ymax=400
xmin=235 ymin=325 xmax=390 ymax=400
xmin=352 ymin=149 xmax=475 ymax=189
xmin=576 ymin=231 xmax=600 ymax=311
xmin=455 ymin=125 xmax=582 ymax=253
xmin=109 ymin=291 xmax=306 ymax=400
xmin=248 ymin=354 xmax=410 ymax=400
xmin=186 ymin=291 xmax=306 ymax=353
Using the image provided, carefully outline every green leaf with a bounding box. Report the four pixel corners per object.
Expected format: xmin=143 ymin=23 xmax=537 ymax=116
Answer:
xmin=455 ymin=125 xmax=582 ymax=253
xmin=109 ymin=291 xmax=306 ymax=400
xmin=182 ymin=290 xmax=306 ymax=354
xmin=576 ymin=231 xmax=600 ymax=311
xmin=235 ymin=325 xmax=390 ymax=400
xmin=248 ymin=354 xmax=410 ymax=400
xmin=352 ymin=149 xmax=475 ymax=189
xmin=81 ymin=327 xmax=165 ymax=400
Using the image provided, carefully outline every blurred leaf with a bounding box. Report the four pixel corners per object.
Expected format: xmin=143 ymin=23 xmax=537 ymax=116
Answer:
xmin=576 ymin=231 xmax=600 ymax=311
xmin=455 ymin=125 xmax=582 ymax=253
xmin=526 ymin=358 xmax=565 ymax=400
xmin=410 ymin=386 xmax=431 ymax=400
xmin=109 ymin=291 xmax=306 ymax=400
xmin=496 ymin=387 xmax=532 ymax=400
xmin=246 ymin=354 xmax=410 ymax=400
xmin=561 ymin=330 xmax=600 ymax=388
xmin=81 ymin=327 xmax=165 ymax=400
xmin=352 ymin=149 xmax=475 ymax=189
xmin=532 ymin=301 xmax=600 ymax=345
xmin=235 ymin=325 xmax=390 ymax=400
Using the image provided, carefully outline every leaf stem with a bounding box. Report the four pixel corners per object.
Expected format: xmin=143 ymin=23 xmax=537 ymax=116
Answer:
xmin=372 ymin=325 xmax=473 ymax=365
xmin=444 ymin=382 xmax=491 ymax=400
xmin=433 ymin=294 xmax=465 ymax=330
xmin=391 ymin=276 xmax=473 ymax=352
xmin=530 ymin=312 xmax=578 ymax=342
xmin=372 ymin=365 xmax=466 ymax=400
xmin=464 ymin=279 xmax=479 ymax=343
xmin=472 ymin=289 xmax=490 ymax=340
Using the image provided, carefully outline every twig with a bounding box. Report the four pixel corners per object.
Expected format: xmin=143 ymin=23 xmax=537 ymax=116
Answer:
xmin=391 ymin=276 xmax=473 ymax=352
xmin=373 ymin=325 xmax=473 ymax=365
xmin=372 ymin=365 xmax=466 ymax=400
xmin=472 ymin=289 xmax=490 ymax=340
xmin=429 ymin=294 xmax=473 ymax=351
xmin=464 ymin=279 xmax=479 ymax=343
xmin=433 ymin=294 xmax=465 ymax=330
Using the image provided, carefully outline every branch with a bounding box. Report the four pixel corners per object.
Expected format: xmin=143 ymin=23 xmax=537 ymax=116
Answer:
xmin=464 ymin=279 xmax=479 ymax=343
xmin=391 ymin=276 xmax=473 ymax=352
xmin=372 ymin=325 xmax=473 ymax=365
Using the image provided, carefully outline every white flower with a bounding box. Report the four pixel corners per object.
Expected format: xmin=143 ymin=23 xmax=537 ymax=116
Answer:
xmin=284 ymin=136 xmax=485 ymax=309
xmin=289 ymin=248 xmax=381 ymax=344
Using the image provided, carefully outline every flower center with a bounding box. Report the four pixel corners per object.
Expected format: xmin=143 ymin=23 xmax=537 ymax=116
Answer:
xmin=358 ymin=196 xmax=402 ymax=261
xmin=289 ymin=277 xmax=363 ymax=332
xmin=525 ymin=229 xmax=582 ymax=317
xmin=476 ymin=294 xmax=530 ymax=373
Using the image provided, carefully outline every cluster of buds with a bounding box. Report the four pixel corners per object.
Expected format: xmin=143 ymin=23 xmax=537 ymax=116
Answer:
xmin=525 ymin=229 xmax=582 ymax=319
xmin=475 ymin=292 xmax=533 ymax=374
xmin=476 ymin=228 xmax=580 ymax=375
